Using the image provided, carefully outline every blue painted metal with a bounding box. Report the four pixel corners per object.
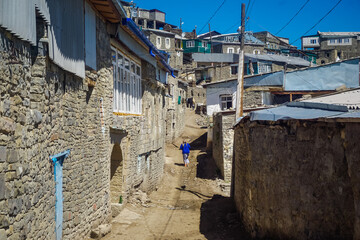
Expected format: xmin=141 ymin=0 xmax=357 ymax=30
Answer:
xmin=50 ymin=150 xmax=70 ymax=240
xmin=149 ymin=48 xmax=155 ymax=57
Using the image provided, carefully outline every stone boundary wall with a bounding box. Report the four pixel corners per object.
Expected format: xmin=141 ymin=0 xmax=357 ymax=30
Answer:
xmin=0 ymin=18 xmax=112 ymax=239
xmin=212 ymin=111 xmax=235 ymax=182
xmin=233 ymin=118 xmax=360 ymax=239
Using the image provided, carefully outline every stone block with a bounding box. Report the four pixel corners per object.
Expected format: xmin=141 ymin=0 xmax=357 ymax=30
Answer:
xmin=31 ymin=110 xmax=42 ymax=125
xmin=8 ymin=198 xmax=22 ymax=216
xmin=0 ymin=174 xmax=4 ymax=200
xmin=6 ymin=150 xmax=18 ymax=164
xmin=0 ymin=117 xmax=15 ymax=134
xmin=0 ymin=229 xmax=6 ymax=239
xmin=0 ymin=215 xmax=9 ymax=228
xmin=0 ymin=146 xmax=6 ymax=163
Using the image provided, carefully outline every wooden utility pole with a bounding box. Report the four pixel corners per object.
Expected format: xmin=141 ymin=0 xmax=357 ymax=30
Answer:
xmin=235 ymin=3 xmax=246 ymax=119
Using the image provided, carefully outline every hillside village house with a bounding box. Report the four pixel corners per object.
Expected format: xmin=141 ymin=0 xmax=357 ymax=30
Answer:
xmin=204 ymin=58 xmax=360 ymax=116
xmin=301 ymin=31 xmax=360 ymax=64
xmin=0 ymin=0 xmax=182 ymax=239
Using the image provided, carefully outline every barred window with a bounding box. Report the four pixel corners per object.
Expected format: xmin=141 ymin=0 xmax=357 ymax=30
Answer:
xmin=112 ymin=47 xmax=142 ymax=114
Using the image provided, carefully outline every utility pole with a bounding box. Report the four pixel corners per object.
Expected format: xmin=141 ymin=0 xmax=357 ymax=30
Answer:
xmin=209 ymin=23 xmax=213 ymax=53
xmin=180 ymin=18 xmax=182 ymax=30
xmin=235 ymin=3 xmax=245 ymax=119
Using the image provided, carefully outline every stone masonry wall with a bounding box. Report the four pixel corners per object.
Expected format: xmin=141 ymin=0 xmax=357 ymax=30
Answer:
xmin=233 ymin=118 xmax=360 ymax=239
xmin=165 ymin=76 xmax=186 ymax=143
xmin=244 ymin=91 xmax=263 ymax=108
xmin=109 ymin=59 xmax=168 ymax=204
xmin=0 ymin=16 xmax=112 ymax=240
xmin=212 ymin=112 xmax=235 ymax=182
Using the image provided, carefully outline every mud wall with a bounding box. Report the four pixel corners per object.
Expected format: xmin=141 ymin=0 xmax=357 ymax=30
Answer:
xmin=233 ymin=119 xmax=360 ymax=239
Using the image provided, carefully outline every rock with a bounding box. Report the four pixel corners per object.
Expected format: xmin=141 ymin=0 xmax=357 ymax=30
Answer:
xmin=0 ymin=146 xmax=6 ymax=162
xmin=0 ymin=229 xmax=6 ymax=239
xmin=0 ymin=215 xmax=9 ymax=228
xmin=98 ymin=224 xmax=111 ymax=236
xmin=31 ymin=110 xmax=42 ymax=125
xmin=90 ymin=224 xmax=111 ymax=239
xmin=0 ymin=117 xmax=15 ymax=134
xmin=7 ymin=150 xmax=18 ymax=164
xmin=0 ymin=174 xmax=5 ymax=200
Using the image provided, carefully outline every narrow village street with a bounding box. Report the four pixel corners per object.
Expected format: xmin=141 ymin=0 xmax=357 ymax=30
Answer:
xmin=101 ymin=109 xmax=248 ymax=240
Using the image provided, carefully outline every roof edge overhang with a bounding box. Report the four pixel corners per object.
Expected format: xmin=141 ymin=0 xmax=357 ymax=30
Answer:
xmin=121 ymin=18 xmax=175 ymax=77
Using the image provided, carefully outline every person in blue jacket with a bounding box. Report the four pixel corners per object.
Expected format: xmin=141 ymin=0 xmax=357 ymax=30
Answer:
xmin=180 ymin=140 xmax=190 ymax=167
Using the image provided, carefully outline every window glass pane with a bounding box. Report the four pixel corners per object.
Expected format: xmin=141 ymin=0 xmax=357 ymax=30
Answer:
xmin=124 ymin=58 xmax=130 ymax=70
xmin=112 ymin=49 xmax=116 ymax=63
xmin=136 ymin=66 xmax=141 ymax=76
xmin=131 ymin=62 xmax=135 ymax=73
xmin=118 ymin=54 xmax=123 ymax=66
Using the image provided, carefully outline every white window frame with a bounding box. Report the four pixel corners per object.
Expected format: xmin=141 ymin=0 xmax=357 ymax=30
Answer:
xmin=165 ymin=38 xmax=170 ymax=49
xmin=220 ymin=95 xmax=233 ymax=110
xmin=253 ymin=49 xmax=260 ymax=55
xmin=310 ymin=39 xmax=317 ymax=44
xmin=156 ymin=36 xmax=162 ymax=49
xmin=186 ymin=40 xmax=195 ymax=48
xmin=201 ymin=41 xmax=207 ymax=48
xmin=227 ymin=47 xmax=234 ymax=54
xmin=258 ymin=62 xmax=272 ymax=74
xmin=112 ymin=47 xmax=142 ymax=115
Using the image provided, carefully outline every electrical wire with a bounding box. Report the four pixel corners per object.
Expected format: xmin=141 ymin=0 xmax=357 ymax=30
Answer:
xmin=276 ymin=0 xmax=310 ymax=35
xmin=223 ymin=0 xmax=254 ymax=33
xmin=198 ymin=0 xmax=227 ymax=34
xmin=290 ymin=0 xmax=343 ymax=45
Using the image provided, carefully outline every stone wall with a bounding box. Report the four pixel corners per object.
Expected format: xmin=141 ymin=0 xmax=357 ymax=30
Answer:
xmin=212 ymin=111 xmax=235 ymax=182
xmin=165 ymin=76 xmax=186 ymax=143
xmin=0 ymin=16 xmax=112 ymax=240
xmin=233 ymin=118 xmax=360 ymax=239
xmin=187 ymin=86 xmax=206 ymax=106
xmin=244 ymin=91 xmax=263 ymax=108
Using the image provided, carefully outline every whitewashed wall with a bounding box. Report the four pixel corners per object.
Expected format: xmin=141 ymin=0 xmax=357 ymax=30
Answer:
xmin=206 ymin=80 xmax=237 ymax=116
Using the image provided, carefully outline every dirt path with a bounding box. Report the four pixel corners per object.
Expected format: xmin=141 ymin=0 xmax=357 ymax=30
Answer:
xmin=101 ymin=109 xmax=249 ymax=240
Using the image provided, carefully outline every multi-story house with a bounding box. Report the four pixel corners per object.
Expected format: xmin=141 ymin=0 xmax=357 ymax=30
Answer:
xmin=253 ymin=31 xmax=294 ymax=53
xmin=301 ymin=31 xmax=360 ymax=64
xmin=200 ymin=32 xmax=265 ymax=55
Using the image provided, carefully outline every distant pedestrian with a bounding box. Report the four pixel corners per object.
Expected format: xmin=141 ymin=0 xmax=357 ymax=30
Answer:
xmin=180 ymin=140 xmax=190 ymax=167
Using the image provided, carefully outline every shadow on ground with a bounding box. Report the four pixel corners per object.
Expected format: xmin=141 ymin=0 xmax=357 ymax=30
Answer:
xmin=200 ymin=195 xmax=253 ymax=240
xmin=190 ymin=132 xmax=207 ymax=150
xmin=189 ymin=132 xmax=220 ymax=180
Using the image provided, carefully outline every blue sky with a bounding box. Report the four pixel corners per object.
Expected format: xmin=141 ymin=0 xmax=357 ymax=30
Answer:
xmin=133 ymin=0 xmax=360 ymax=47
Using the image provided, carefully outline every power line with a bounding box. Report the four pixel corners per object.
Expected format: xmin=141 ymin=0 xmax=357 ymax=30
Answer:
xmin=198 ymin=0 xmax=227 ymax=34
xmin=224 ymin=0 xmax=253 ymax=33
xmin=290 ymin=0 xmax=343 ymax=45
xmin=245 ymin=0 xmax=251 ymax=17
xmin=276 ymin=0 xmax=310 ymax=35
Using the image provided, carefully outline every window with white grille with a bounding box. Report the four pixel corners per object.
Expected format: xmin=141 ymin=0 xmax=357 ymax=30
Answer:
xmin=112 ymin=47 xmax=142 ymax=114
xmin=186 ymin=41 xmax=195 ymax=48
xmin=220 ymin=95 xmax=233 ymax=110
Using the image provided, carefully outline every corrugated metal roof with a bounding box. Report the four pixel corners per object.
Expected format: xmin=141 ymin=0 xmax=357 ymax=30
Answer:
xmin=249 ymin=102 xmax=349 ymax=121
xmin=318 ymin=31 xmax=360 ymax=37
xmin=0 ymin=0 xmax=37 ymax=45
xmin=303 ymin=88 xmax=360 ymax=110
xmin=245 ymin=53 xmax=311 ymax=67
xmin=192 ymin=53 xmax=238 ymax=63
xmin=205 ymin=32 xmax=265 ymax=45
xmin=285 ymin=58 xmax=359 ymax=91
xmin=0 ymin=0 xmax=86 ymax=78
